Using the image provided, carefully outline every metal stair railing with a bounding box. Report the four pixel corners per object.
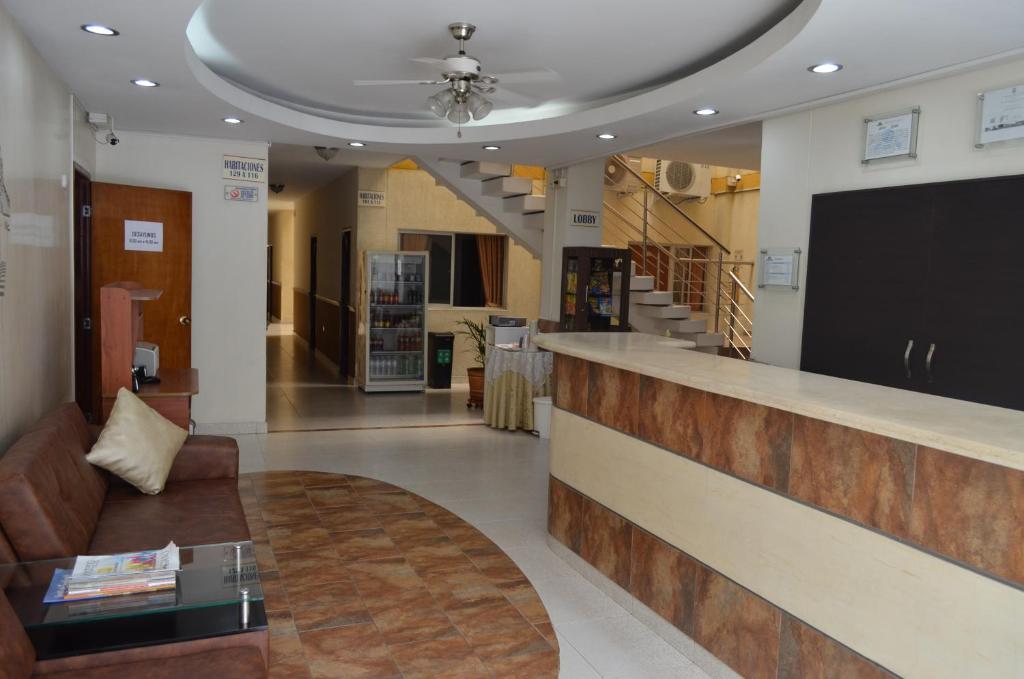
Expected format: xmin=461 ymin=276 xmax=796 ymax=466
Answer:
xmin=602 ymin=157 xmax=756 ymax=359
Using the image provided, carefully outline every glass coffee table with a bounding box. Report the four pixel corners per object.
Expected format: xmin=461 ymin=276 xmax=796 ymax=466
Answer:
xmin=1 ymin=541 xmax=268 ymax=660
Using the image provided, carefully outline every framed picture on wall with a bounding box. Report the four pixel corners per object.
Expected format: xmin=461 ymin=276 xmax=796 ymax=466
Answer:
xmin=862 ymin=108 xmax=920 ymax=163
xmin=975 ymin=84 xmax=1024 ymax=148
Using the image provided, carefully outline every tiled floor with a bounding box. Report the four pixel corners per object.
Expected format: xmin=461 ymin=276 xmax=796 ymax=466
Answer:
xmin=241 ymin=470 xmax=559 ymax=678
xmin=240 ymin=327 xmax=716 ymax=678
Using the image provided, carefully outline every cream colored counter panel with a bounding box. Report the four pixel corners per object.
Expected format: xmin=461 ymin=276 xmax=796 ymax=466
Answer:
xmin=535 ymin=332 xmax=1024 ymax=471
xmin=550 ymin=408 xmax=1024 ymax=678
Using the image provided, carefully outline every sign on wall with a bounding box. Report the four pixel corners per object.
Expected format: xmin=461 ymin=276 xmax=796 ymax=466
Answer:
xmin=222 ymin=155 xmax=267 ymax=183
xmin=862 ymin=108 xmax=920 ymax=163
xmin=124 ymin=220 xmax=164 ymax=252
xmin=570 ymin=209 xmax=600 ymax=227
xmin=358 ymin=190 xmax=386 ymax=207
xmin=224 ymin=185 xmax=259 ymax=202
xmin=976 ymin=84 xmax=1024 ymax=147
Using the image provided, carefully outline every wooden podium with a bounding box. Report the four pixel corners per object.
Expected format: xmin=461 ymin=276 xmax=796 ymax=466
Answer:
xmin=100 ymin=282 xmax=198 ymax=429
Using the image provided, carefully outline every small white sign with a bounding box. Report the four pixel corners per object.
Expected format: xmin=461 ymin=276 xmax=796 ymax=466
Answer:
xmin=125 ymin=220 xmax=163 ymax=252
xmin=358 ymin=190 xmax=386 ymax=207
xmin=570 ymin=209 xmax=600 ymax=227
xmin=977 ymin=84 xmax=1024 ymax=146
xmin=863 ymin=109 xmax=919 ymax=162
xmin=763 ymin=255 xmax=794 ymax=286
xmin=224 ymin=185 xmax=259 ymax=202
xmin=222 ymin=155 xmax=267 ymax=183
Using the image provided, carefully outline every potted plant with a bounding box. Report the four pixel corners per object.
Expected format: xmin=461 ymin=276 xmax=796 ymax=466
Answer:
xmin=456 ymin=318 xmax=487 ymax=408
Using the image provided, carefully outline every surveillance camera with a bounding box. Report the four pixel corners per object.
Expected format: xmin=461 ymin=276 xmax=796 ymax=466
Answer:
xmin=106 ymin=132 xmax=120 ymax=146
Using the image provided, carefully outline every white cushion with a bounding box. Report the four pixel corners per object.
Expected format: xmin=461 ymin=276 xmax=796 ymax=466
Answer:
xmin=86 ymin=388 xmax=188 ymax=495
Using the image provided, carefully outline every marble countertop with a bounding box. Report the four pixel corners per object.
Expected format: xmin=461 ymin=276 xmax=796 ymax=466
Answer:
xmin=534 ymin=332 xmax=1024 ymax=471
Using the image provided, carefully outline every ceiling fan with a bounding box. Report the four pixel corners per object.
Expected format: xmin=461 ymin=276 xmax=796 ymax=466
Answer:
xmin=353 ymin=22 xmax=559 ymax=131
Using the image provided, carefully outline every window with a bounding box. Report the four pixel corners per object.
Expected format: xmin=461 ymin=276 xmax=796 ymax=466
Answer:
xmin=400 ymin=232 xmax=506 ymax=308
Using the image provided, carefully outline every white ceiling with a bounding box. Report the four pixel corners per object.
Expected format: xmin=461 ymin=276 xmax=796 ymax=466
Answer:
xmin=4 ymin=0 xmax=1024 ymax=169
xmin=266 ymin=144 xmax=403 ymax=210
xmin=189 ymin=0 xmax=799 ymax=123
xmin=632 ymin=122 xmax=764 ymax=170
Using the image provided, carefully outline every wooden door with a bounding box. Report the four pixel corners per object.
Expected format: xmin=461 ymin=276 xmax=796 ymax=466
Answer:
xmin=90 ymin=183 xmax=191 ymax=413
xmin=801 ymin=185 xmax=933 ymax=391
xmin=922 ymin=174 xmax=1024 ymax=410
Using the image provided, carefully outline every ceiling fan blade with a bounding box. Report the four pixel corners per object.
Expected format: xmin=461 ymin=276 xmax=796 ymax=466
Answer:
xmin=410 ymin=57 xmax=447 ymax=66
xmin=353 ymin=79 xmax=447 ymax=86
xmin=486 ymin=86 xmax=538 ymax=108
xmin=487 ymin=68 xmax=560 ymax=85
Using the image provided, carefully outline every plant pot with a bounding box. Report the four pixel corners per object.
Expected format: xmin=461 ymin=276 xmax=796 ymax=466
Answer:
xmin=466 ymin=367 xmax=485 ymax=408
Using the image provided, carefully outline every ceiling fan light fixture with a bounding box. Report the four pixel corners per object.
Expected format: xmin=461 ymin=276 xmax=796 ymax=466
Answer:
xmin=468 ymin=93 xmax=492 ymax=120
xmin=314 ymin=146 xmax=340 ymax=161
xmin=447 ymin=101 xmax=471 ymax=124
xmin=428 ymin=90 xmax=455 ymax=118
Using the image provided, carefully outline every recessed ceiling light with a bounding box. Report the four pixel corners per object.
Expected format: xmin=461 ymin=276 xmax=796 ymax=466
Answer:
xmin=596 ymin=133 xmax=616 ymax=140
xmin=482 ymin=145 xmax=501 ymax=151
xmin=809 ymin=62 xmax=843 ymax=74
xmin=222 ymin=117 xmax=243 ymax=124
xmin=693 ymin=108 xmax=719 ymax=116
xmin=131 ymin=79 xmax=159 ymax=88
xmin=347 ymin=141 xmax=366 ymax=147
xmin=81 ymin=24 xmax=118 ymax=36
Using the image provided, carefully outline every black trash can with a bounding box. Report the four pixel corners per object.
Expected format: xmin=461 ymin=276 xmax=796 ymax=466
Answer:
xmin=427 ymin=332 xmax=455 ymax=389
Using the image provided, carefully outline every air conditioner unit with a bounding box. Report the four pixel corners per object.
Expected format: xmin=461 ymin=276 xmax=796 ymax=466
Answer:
xmin=604 ymin=156 xmax=642 ymax=194
xmin=654 ymin=160 xmax=710 ymax=199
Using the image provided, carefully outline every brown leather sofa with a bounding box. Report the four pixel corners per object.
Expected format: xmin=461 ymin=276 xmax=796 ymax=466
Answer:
xmin=0 ymin=403 xmax=266 ymax=678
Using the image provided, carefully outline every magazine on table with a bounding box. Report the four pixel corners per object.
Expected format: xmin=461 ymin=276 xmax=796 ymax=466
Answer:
xmin=44 ymin=542 xmax=180 ymax=604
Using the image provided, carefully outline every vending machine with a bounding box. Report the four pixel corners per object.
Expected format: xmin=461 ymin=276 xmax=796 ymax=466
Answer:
xmin=363 ymin=251 xmax=429 ymax=392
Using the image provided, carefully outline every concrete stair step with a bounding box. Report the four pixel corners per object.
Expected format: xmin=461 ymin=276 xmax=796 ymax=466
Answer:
xmin=522 ymin=212 xmax=545 ymax=231
xmin=672 ymin=331 xmax=725 ymax=347
xmin=481 ymin=176 xmax=533 ymax=198
xmin=503 ymin=194 xmax=546 ymax=214
xmin=664 ymin=318 xmax=708 ymax=333
xmin=630 ymin=275 xmax=655 ymax=292
xmin=460 ymin=161 xmax=512 ymax=180
xmin=638 ymin=304 xmax=691 ymax=319
xmin=630 ymin=290 xmax=673 ymax=305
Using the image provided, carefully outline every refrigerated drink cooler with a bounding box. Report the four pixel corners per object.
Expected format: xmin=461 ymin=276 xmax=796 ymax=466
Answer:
xmin=363 ymin=251 xmax=429 ymax=392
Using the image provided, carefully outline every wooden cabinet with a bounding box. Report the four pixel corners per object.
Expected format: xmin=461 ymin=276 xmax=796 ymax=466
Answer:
xmin=801 ymin=174 xmax=1024 ymax=411
xmin=559 ymin=247 xmax=631 ymax=332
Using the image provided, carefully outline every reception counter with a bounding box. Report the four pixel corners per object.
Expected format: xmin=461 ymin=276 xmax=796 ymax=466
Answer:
xmin=534 ymin=332 xmax=1024 ymax=679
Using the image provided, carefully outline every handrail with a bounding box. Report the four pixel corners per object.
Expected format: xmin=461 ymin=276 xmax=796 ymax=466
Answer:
xmin=728 ymin=269 xmax=756 ymax=303
xmin=611 ymin=155 xmax=730 ymax=254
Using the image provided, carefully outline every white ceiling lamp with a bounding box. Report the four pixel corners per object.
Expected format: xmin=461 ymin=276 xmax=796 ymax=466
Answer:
xmin=131 ymin=79 xmax=159 ymax=88
xmin=354 ymin=22 xmax=559 ymax=137
xmin=347 ymin=141 xmax=366 ymax=148
xmin=694 ymin=107 xmax=719 ymax=116
xmin=482 ymin=145 xmax=501 ymax=151
xmin=222 ymin=116 xmax=244 ymax=124
xmin=808 ymin=62 xmax=843 ymax=74
xmin=314 ymin=146 xmax=340 ymax=161
xmin=81 ymin=24 xmax=118 ymax=36
xmin=596 ymin=133 xmax=617 ymax=140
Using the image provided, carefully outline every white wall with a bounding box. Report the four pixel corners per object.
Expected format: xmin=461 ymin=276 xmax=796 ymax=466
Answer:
xmin=754 ymin=56 xmax=1024 ymax=368
xmin=0 ymin=5 xmax=74 ymax=450
xmin=96 ymin=132 xmax=269 ymax=432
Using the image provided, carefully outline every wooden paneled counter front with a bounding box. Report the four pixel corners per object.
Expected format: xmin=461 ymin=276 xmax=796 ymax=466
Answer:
xmin=533 ymin=332 xmax=1024 ymax=679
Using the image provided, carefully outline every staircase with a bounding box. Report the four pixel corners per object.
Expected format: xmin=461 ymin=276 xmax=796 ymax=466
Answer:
xmin=415 ymin=158 xmax=546 ymax=256
xmin=603 ymin=155 xmax=755 ymax=358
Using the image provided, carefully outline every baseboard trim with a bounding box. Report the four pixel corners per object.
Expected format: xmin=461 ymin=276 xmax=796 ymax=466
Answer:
xmin=195 ymin=421 xmax=268 ymax=435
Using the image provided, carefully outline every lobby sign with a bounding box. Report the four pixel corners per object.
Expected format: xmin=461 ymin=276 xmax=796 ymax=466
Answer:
xmin=358 ymin=190 xmax=386 ymax=207
xmin=222 ymin=155 xmax=267 ymax=183
xmin=570 ymin=209 xmax=600 ymax=227
xmin=863 ymin=108 xmax=920 ymax=163
xmin=124 ymin=220 xmax=163 ymax=252
xmin=224 ymin=185 xmax=259 ymax=202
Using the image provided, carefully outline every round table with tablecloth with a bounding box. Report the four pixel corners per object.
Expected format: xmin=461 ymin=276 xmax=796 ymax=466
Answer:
xmin=483 ymin=345 xmax=553 ymax=431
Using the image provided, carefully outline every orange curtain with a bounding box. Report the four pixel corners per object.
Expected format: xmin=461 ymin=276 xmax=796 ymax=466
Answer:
xmin=401 ymin=233 xmax=430 ymax=252
xmin=476 ymin=235 xmax=505 ymax=308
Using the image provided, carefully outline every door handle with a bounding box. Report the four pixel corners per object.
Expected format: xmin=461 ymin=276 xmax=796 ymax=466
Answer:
xmin=178 ymin=315 xmax=191 ymax=326
xmin=925 ymin=343 xmax=936 ymax=383
xmin=903 ymin=339 xmax=914 ymax=379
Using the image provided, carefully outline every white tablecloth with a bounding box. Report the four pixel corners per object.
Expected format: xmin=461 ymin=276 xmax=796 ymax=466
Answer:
xmin=483 ymin=346 xmax=553 ymax=431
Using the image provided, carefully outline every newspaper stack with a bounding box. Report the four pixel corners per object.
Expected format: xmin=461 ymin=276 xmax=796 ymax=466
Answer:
xmin=64 ymin=542 xmax=180 ymax=600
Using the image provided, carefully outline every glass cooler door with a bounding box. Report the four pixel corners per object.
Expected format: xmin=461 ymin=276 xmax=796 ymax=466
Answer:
xmin=365 ymin=251 xmax=428 ymax=392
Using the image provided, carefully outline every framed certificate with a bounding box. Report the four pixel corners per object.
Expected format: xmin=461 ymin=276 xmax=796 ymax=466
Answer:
xmin=863 ymin=108 xmax=920 ymax=163
xmin=975 ymin=84 xmax=1024 ymax=148
xmin=757 ymin=248 xmax=802 ymax=290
